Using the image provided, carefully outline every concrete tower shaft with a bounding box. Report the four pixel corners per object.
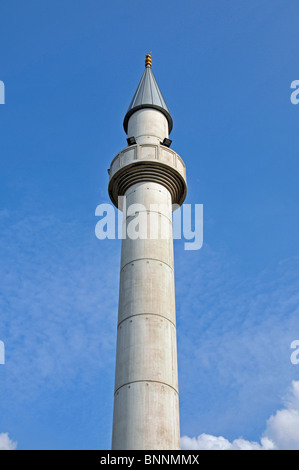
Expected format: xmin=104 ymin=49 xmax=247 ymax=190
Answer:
xmin=109 ymin=55 xmax=187 ymax=450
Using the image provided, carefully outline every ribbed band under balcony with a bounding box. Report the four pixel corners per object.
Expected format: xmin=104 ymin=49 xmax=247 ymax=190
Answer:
xmin=108 ymin=161 xmax=187 ymax=208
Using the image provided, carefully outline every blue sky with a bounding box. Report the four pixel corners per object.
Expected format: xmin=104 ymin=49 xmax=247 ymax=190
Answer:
xmin=0 ymin=0 xmax=298 ymax=450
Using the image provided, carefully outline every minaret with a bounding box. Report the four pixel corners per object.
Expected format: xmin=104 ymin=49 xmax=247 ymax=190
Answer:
xmin=109 ymin=54 xmax=187 ymax=450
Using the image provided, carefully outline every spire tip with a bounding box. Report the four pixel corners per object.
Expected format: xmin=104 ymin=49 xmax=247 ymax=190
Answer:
xmin=145 ymin=52 xmax=152 ymax=67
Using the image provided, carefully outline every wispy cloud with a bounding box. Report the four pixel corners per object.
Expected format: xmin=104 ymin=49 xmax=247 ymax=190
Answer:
xmin=174 ymin=243 xmax=299 ymax=438
xmin=0 ymin=209 xmax=298 ymax=448
xmin=0 ymin=211 xmax=120 ymax=402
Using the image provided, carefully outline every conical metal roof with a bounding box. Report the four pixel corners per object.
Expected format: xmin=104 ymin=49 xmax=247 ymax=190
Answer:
xmin=123 ymin=62 xmax=173 ymax=134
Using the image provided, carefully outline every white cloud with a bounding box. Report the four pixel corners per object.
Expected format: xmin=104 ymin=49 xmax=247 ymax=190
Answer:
xmin=0 ymin=433 xmax=17 ymax=450
xmin=181 ymin=434 xmax=275 ymax=450
xmin=181 ymin=381 xmax=299 ymax=450
xmin=264 ymin=381 xmax=299 ymax=450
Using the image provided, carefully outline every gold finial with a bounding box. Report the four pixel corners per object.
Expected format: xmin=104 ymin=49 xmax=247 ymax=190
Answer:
xmin=145 ymin=51 xmax=152 ymax=67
